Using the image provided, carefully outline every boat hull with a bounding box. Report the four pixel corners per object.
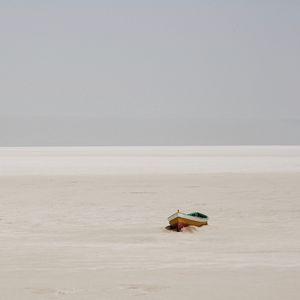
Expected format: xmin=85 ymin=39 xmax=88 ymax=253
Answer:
xmin=168 ymin=212 xmax=208 ymax=231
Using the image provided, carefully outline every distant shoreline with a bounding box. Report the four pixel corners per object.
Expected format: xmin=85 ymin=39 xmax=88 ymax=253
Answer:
xmin=0 ymin=146 xmax=299 ymax=176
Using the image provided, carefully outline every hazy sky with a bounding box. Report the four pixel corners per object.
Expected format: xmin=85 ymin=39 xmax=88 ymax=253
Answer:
xmin=1 ymin=0 xmax=299 ymax=145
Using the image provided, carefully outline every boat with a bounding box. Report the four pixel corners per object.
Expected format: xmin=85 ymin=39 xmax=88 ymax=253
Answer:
xmin=168 ymin=210 xmax=208 ymax=232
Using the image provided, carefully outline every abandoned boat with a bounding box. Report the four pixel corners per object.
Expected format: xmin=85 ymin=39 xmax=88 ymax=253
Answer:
xmin=168 ymin=210 xmax=208 ymax=231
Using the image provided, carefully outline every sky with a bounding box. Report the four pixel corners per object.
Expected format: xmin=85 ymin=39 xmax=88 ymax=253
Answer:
xmin=0 ymin=0 xmax=299 ymax=145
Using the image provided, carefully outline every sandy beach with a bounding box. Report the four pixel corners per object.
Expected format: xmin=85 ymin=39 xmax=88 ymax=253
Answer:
xmin=0 ymin=146 xmax=300 ymax=299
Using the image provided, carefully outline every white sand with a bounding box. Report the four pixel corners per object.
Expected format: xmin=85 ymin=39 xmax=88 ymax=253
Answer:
xmin=0 ymin=146 xmax=300 ymax=299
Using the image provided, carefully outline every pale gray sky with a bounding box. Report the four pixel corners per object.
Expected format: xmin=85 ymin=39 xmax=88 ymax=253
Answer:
xmin=1 ymin=0 xmax=299 ymax=145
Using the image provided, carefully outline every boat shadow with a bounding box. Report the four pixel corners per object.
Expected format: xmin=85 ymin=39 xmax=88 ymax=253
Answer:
xmin=165 ymin=225 xmax=200 ymax=233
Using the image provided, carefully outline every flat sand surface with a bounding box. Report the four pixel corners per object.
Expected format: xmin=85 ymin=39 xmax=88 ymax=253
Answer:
xmin=0 ymin=147 xmax=300 ymax=299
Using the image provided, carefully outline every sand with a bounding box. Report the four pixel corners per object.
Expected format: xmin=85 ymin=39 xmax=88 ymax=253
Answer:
xmin=0 ymin=146 xmax=300 ymax=299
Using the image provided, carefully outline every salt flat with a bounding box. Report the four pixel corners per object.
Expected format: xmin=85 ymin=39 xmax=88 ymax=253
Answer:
xmin=0 ymin=147 xmax=299 ymax=299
